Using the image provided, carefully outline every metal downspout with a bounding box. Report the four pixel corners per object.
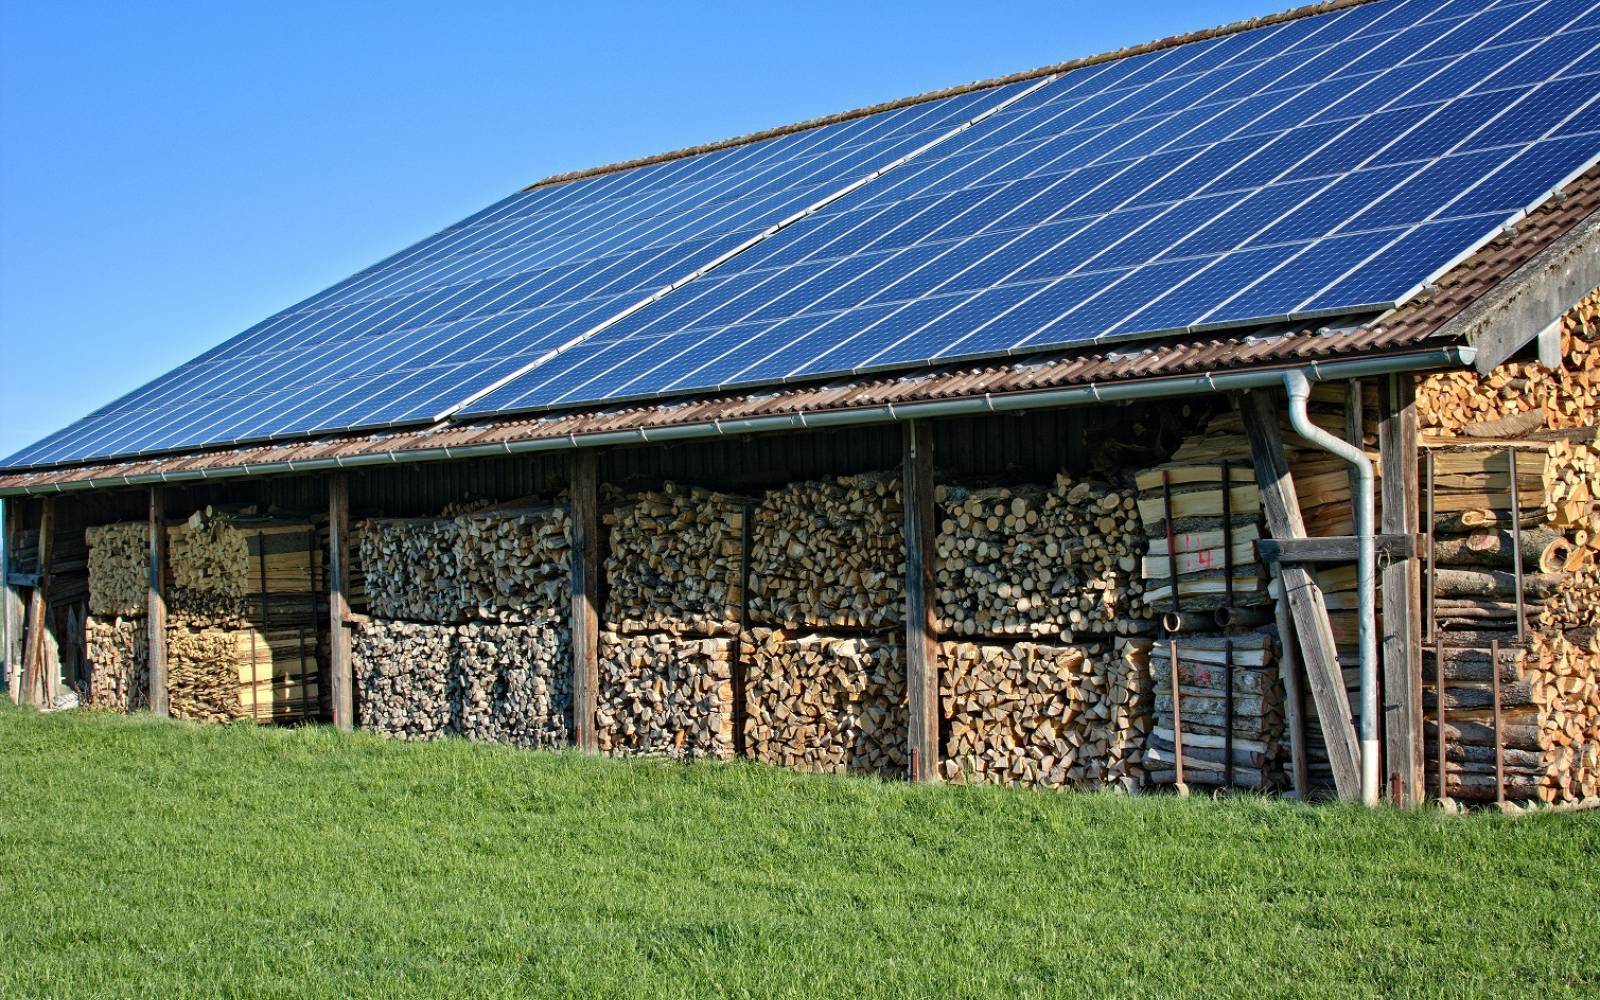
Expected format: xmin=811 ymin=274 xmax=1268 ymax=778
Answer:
xmin=1283 ymin=369 xmax=1379 ymax=807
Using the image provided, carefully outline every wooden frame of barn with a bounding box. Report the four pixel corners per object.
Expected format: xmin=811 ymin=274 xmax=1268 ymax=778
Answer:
xmin=5 ymin=0 xmax=1600 ymax=809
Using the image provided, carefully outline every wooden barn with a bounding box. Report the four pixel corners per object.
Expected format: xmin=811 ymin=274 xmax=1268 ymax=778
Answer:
xmin=5 ymin=0 xmax=1600 ymax=809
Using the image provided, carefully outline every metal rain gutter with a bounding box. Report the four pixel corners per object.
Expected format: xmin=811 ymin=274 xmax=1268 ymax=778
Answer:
xmin=0 ymin=346 xmax=1475 ymax=497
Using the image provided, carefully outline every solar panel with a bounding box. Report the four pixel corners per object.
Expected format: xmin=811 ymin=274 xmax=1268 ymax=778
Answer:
xmin=2 ymin=81 xmax=1032 ymax=468
xmin=461 ymin=0 xmax=1600 ymax=417
xmin=8 ymin=0 xmax=1600 ymax=471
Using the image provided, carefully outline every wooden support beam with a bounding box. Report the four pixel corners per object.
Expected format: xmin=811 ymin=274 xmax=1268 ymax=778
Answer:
xmin=1241 ymin=389 xmax=1362 ymax=800
xmin=3 ymin=498 xmax=23 ymax=704
xmin=1269 ymin=566 xmax=1309 ymax=799
xmin=20 ymin=497 xmax=55 ymax=707
xmin=1379 ymin=374 xmax=1423 ymax=806
xmin=903 ymin=420 xmax=938 ymax=783
xmin=1258 ymin=535 xmax=1416 ymax=564
xmin=148 ymin=489 xmax=169 ymax=718
xmin=1454 ymin=206 xmax=1600 ymax=372
xmin=570 ymin=449 xmax=600 ymax=753
xmin=327 ymin=474 xmax=353 ymax=731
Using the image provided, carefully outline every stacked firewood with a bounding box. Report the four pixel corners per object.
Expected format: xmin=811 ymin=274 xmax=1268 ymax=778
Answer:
xmin=1424 ymin=638 xmax=1600 ymax=803
xmin=358 ymin=503 xmax=572 ymax=624
xmin=352 ymin=618 xmax=572 ymax=744
xmin=165 ymin=625 xmax=249 ymax=724
xmin=1411 ymin=290 xmax=1600 ymax=805
xmin=454 ymin=503 xmax=571 ymax=622
xmin=85 ymin=522 xmax=148 ymax=618
xmin=940 ymin=638 xmax=1151 ymax=788
xmin=84 ymin=616 xmax=147 ymax=712
xmin=1520 ymin=633 xmax=1600 ymax=802
xmin=749 ymin=474 xmax=903 ymax=630
xmin=934 ymin=476 xmax=1150 ymax=639
xmin=604 ymin=485 xmax=743 ymax=635
xmin=168 ymin=510 xmax=250 ymax=625
xmin=1417 ymin=287 xmax=1600 ymax=434
xmin=353 ymin=620 xmax=454 ymax=740
xmin=596 ymin=632 xmax=735 ymax=760
xmin=1143 ymin=633 xmax=1281 ymax=789
xmin=451 ymin=621 xmax=572 ymax=749
xmin=1540 ymin=435 xmax=1600 ymax=631
xmin=743 ymin=628 xmax=906 ymax=777
xmin=357 ymin=518 xmax=466 ymax=622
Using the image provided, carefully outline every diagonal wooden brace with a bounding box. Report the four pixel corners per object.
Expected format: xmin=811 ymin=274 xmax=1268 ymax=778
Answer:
xmin=1241 ymin=389 xmax=1363 ymax=800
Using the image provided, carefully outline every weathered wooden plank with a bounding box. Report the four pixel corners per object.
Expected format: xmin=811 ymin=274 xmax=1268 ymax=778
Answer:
xmin=1380 ymin=374 xmax=1423 ymax=806
xmin=20 ymin=498 xmax=55 ymax=707
xmin=3 ymin=498 xmax=23 ymax=704
xmin=903 ymin=419 xmax=938 ymax=783
xmin=1240 ymin=389 xmax=1361 ymax=800
xmin=1258 ymin=534 xmax=1415 ymax=564
xmin=328 ymin=474 xmax=353 ymax=731
xmin=148 ymin=489 xmax=169 ymax=718
xmin=570 ymin=449 xmax=600 ymax=753
xmin=1269 ymin=565 xmax=1309 ymax=798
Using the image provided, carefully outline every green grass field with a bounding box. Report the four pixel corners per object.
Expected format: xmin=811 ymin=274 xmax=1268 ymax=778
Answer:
xmin=2 ymin=704 xmax=1597 ymax=999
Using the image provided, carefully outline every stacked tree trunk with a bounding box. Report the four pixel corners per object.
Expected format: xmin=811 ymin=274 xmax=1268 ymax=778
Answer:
xmin=1417 ymin=441 xmax=1592 ymax=804
xmin=603 ymin=485 xmax=743 ymax=635
xmin=940 ymin=638 xmax=1151 ymax=788
xmin=84 ymin=616 xmax=147 ymax=712
xmin=743 ymin=628 xmax=906 ymax=777
xmin=1143 ymin=633 xmax=1282 ymax=789
xmin=85 ymin=522 xmax=148 ymax=618
xmin=1421 ymin=639 xmax=1598 ymax=802
xmin=934 ymin=476 xmax=1150 ymax=639
xmin=749 ymin=474 xmax=903 ymax=630
xmin=596 ymin=632 xmax=735 ymax=760
xmin=1417 ymin=287 xmax=1600 ymax=434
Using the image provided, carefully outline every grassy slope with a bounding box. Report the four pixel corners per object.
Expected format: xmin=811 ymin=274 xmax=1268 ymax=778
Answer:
xmin=1 ymin=705 xmax=1597 ymax=999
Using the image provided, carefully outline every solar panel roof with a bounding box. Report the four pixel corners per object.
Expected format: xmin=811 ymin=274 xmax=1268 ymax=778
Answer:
xmin=8 ymin=0 xmax=1600 ymax=471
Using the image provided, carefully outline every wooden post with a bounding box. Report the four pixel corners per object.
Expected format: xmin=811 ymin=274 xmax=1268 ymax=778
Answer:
xmin=1269 ymin=565 xmax=1310 ymax=799
xmin=1241 ymin=389 xmax=1362 ymax=800
xmin=569 ymin=449 xmax=599 ymax=753
xmin=328 ymin=474 xmax=353 ymax=731
xmin=20 ymin=497 xmax=55 ymax=707
xmin=148 ymin=489 xmax=169 ymax=718
xmin=3 ymin=498 xmax=23 ymax=704
xmin=1379 ymin=374 xmax=1423 ymax=806
xmin=903 ymin=420 xmax=938 ymax=783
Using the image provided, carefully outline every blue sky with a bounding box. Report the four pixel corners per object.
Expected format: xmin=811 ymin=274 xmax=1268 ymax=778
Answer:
xmin=0 ymin=0 xmax=1266 ymax=461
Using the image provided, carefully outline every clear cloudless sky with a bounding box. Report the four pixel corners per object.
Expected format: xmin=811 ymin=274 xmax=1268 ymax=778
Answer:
xmin=0 ymin=0 xmax=1268 ymax=461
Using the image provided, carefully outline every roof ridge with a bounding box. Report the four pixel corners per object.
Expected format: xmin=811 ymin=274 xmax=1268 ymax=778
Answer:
xmin=522 ymin=0 xmax=1379 ymax=192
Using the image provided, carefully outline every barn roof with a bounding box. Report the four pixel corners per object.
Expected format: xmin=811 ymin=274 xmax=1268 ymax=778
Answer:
xmin=5 ymin=0 xmax=1600 ymax=489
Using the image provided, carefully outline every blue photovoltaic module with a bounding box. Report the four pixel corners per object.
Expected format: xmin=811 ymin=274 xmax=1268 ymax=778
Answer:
xmin=7 ymin=0 xmax=1600 ymax=470
xmin=3 ymin=83 xmax=1027 ymax=467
